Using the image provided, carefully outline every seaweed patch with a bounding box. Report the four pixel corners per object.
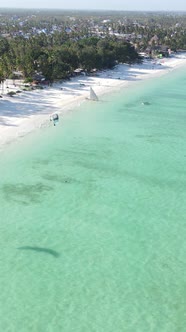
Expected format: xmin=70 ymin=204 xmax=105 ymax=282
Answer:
xmin=2 ymin=182 xmax=53 ymax=205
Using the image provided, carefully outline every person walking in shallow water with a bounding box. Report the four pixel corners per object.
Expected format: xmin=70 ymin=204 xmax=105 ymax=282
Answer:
xmin=50 ymin=113 xmax=59 ymax=126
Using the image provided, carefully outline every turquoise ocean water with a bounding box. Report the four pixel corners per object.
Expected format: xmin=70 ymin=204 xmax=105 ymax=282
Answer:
xmin=0 ymin=66 xmax=186 ymax=331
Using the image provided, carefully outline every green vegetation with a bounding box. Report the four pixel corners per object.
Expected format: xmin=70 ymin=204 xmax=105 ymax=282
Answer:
xmin=0 ymin=34 xmax=139 ymax=82
xmin=1 ymin=9 xmax=186 ymax=83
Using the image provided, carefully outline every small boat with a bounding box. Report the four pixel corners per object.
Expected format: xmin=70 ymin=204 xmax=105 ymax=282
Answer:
xmin=50 ymin=113 xmax=59 ymax=126
xmin=89 ymin=87 xmax=98 ymax=101
xmin=141 ymin=101 xmax=151 ymax=106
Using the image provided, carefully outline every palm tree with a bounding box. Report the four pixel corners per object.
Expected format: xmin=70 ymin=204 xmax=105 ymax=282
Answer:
xmin=0 ymin=69 xmax=5 ymax=95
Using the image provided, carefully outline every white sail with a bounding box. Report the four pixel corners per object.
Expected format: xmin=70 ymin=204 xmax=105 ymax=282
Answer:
xmin=90 ymin=87 xmax=98 ymax=101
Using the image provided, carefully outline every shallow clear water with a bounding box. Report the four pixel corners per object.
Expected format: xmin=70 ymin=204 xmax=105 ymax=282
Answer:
xmin=0 ymin=66 xmax=186 ymax=331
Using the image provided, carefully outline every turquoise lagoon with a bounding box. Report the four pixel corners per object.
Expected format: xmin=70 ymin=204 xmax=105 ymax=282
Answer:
xmin=0 ymin=66 xmax=186 ymax=331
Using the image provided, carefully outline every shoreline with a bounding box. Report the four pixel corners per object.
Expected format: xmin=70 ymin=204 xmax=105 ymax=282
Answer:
xmin=0 ymin=53 xmax=186 ymax=149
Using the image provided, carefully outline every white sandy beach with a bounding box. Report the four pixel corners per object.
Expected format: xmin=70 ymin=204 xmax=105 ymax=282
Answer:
xmin=0 ymin=53 xmax=186 ymax=148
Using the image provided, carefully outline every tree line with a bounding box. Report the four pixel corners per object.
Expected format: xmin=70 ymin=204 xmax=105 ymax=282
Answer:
xmin=0 ymin=34 xmax=140 ymax=84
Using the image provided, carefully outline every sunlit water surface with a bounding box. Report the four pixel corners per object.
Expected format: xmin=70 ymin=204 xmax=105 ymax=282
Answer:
xmin=0 ymin=66 xmax=186 ymax=331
